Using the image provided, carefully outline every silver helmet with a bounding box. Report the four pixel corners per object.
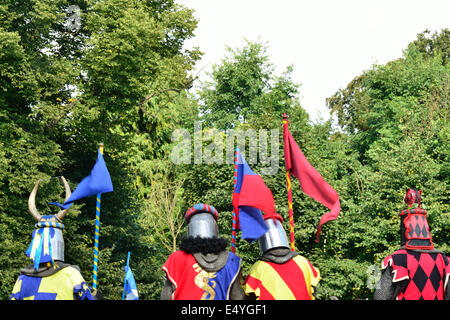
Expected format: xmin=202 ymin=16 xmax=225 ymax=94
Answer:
xmin=26 ymin=177 xmax=71 ymax=266
xmin=187 ymin=213 xmax=219 ymax=238
xmin=258 ymin=218 xmax=289 ymax=254
xmin=185 ymin=203 xmax=220 ymax=239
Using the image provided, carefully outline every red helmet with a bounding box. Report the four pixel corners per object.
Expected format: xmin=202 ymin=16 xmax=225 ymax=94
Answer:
xmin=403 ymin=188 xmax=422 ymax=208
xmin=399 ymin=188 xmax=433 ymax=250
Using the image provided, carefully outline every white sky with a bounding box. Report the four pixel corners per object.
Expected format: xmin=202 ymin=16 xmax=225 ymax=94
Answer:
xmin=177 ymin=0 xmax=449 ymax=122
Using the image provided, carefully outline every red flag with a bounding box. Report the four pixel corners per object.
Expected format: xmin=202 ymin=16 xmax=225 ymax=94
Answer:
xmin=283 ymin=116 xmax=340 ymax=242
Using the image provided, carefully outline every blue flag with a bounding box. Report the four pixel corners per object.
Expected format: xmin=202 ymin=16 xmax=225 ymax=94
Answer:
xmin=233 ymin=151 xmax=274 ymax=243
xmin=50 ymin=149 xmax=113 ymax=209
xmin=123 ymin=252 xmax=139 ymax=300
xmin=238 ymin=206 xmax=268 ymax=243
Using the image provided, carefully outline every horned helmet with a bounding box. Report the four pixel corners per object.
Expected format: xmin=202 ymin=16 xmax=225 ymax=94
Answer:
xmin=26 ymin=177 xmax=72 ymax=269
xmin=399 ymin=188 xmax=434 ymax=250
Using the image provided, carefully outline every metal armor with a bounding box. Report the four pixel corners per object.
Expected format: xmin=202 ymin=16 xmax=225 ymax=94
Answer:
xmin=187 ymin=212 xmax=219 ymax=239
xmin=258 ymin=218 xmax=289 ymax=255
xmin=26 ymin=177 xmax=71 ymax=267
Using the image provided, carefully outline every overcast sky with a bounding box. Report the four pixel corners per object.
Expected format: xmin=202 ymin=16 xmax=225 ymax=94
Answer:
xmin=177 ymin=0 xmax=449 ymax=122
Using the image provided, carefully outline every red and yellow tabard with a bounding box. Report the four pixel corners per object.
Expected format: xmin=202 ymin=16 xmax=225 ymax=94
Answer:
xmin=243 ymin=255 xmax=320 ymax=300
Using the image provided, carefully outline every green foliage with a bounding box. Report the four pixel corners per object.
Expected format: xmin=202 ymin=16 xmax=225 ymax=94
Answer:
xmin=321 ymin=28 xmax=449 ymax=298
xmin=182 ymin=33 xmax=449 ymax=300
xmin=199 ymin=41 xmax=300 ymax=130
xmin=0 ymin=0 xmax=447 ymax=301
xmin=0 ymin=0 xmax=200 ymax=300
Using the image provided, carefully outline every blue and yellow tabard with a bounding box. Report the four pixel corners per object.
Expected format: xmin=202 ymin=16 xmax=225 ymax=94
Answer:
xmin=11 ymin=264 xmax=94 ymax=300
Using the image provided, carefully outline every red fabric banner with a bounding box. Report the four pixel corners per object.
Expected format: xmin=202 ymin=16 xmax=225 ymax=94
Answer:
xmin=283 ymin=119 xmax=340 ymax=242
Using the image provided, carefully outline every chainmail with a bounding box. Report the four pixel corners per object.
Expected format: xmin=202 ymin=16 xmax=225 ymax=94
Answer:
xmin=373 ymin=265 xmax=402 ymax=300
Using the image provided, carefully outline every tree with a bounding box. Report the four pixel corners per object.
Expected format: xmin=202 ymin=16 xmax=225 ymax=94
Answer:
xmin=199 ymin=41 xmax=300 ymax=130
xmin=320 ymin=28 xmax=449 ymax=299
xmin=140 ymin=176 xmax=185 ymax=253
xmin=178 ymin=40 xmax=327 ymax=286
xmin=0 ymin=0 xmax=201 ymax=300
xmin=1 ymin=0 xmax=447 ymax=301
xmin=182 ymin=31 xmax=449 ymax=300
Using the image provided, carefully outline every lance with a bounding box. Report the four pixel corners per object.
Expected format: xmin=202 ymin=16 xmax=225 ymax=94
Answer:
xmin=283 ymin=114 xmax=296 ymax=251
xmin=231 ymin=148 xmax=239 ymax=253
xmin=92 ymin=142 xmax=104 ymax=290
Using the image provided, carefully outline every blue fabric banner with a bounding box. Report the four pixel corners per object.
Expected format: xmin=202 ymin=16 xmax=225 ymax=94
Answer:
xmin=50 ymin=149 xmax=113 ymax=209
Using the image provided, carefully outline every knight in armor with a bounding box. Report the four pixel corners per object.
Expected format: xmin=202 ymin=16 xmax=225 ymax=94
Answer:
xmin=243 ymin=213 xmax=321 ymax=300
xmin=161 ymin=203 xmax=245 ymax=300
xmin=374 ymin=188 xmax=449 ymax=300
xmin=10 ymin=178 xmax=96 ymax=300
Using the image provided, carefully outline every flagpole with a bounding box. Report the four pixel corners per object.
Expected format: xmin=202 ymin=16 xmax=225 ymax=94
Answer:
xmin=122 ymin=251 xmax=131 ymax=300
xmin=92 ymin=142 xmax=103 ymax=290
xmin=283 ymin=114 xmax=296 ymax=251
xmin=231 ymin=148 xmax=239 ymax=253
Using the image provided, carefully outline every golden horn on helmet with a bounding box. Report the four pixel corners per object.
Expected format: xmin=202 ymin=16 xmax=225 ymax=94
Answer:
xmin=28 ymin=176 xmax=72 ymax=222
xmin=54 ymin=176 xmax=71 ymax=221
xmin=28 ymin=179 xmax=43 ymax=222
